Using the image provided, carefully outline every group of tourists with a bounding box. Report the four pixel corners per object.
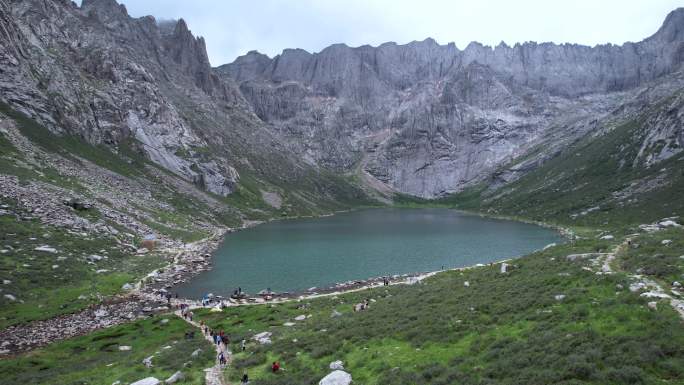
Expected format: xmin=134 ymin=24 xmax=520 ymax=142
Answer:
xmin=159 ymin=291 xmax=179 ymax=305
xmin=232 ymin=287 xmax=244 ymax=298
xmin=179 ymin=303 xmax=193 ymax=321
xmin=381 ymin=276 xmax=390 ymax=286
xmin=200 ymin=322 xmax=230 ymax=349
xmin=169 ymin=288 xmax=292 ymax=384
xmin=353 ymin=298 xmax=371 ymax=312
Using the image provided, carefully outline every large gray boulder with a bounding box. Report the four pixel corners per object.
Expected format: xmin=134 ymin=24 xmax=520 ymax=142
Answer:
xmin=319 ymin=370 xmax=352 ymax=385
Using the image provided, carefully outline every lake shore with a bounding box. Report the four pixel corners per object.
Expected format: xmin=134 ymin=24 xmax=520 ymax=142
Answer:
xmin=0 ymin=207 xmax=563 ymax=355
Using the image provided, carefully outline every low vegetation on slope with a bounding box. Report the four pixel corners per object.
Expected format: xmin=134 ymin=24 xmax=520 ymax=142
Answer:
xmin=191 ymin=231 xmax=683 ymax=385
xmin=0 ymin=197 xmax=163 ymax=328
xmin=0 ymin=315 xmax=214 ymax=384
xmin=1 ymin=227 xmax=681 ymax=385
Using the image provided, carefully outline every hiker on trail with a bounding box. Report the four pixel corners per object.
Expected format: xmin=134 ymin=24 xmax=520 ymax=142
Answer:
xmin=188 ymin=311 xmax=193 ymax=322
xmin=241 ymin=339 xmax=246 ymax=351
xmin=241 ymin=373 xmax=249 ymax=384
xmin=272 ymin=361 xmax=280 ymax=373
xmin=218 ymin=351 xmax=227 ymax=366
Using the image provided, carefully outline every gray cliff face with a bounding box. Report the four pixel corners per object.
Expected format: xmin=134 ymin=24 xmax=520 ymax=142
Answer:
xmin=218 ymin=9 xmax=684 ymax=197
xmin=0 ymin=0 xmax=249 ymax=196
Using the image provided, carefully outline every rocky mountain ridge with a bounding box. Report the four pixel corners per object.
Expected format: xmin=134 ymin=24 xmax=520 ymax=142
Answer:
xmin=0 ymin=0 xmax=369 ymax=210
xmin=219 ymin=8 xmax=684 ymax=197
xmin=1 ymin=0 xmax=683 ymax=202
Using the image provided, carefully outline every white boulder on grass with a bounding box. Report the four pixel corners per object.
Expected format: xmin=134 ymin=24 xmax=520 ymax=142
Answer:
xmin=329 ymin=360 xmax=344 ymax=370
xmin=130 ymin=378 xmax=160 ymax=385
xmin=294 ymin=315 xmax=306 ymax=321
xmin=599 ymin=235 xmax=614 ymax=240
xmin=142 ymin=355 xmax=153 ymax=368
xmin=252 ymin=331 xmax=272 ymax=345
xmin=118 ymin=345 xmax=132 ymax=351
xmin=165 ymin=371 xmax=185 ymax=384
xmin=319 ymin=370 xmax=352 ymax=385
xmin=659 ymin=220 xmax=680 ymax=228
xmin=554 ymin=294 xmax=566 ymax=301
xmin=35 ymin=246 xmax=57 ymax=253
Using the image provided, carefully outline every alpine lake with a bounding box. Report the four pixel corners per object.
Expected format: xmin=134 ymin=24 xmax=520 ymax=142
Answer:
xmin=175 ymin=208 xmax=562 ymax=298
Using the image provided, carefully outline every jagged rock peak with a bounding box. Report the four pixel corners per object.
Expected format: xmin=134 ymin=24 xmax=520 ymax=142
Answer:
xmin=81 ymin=0 xmax=128 ymax=18
xmin=653 ymin=7 xmax=684 ymax=42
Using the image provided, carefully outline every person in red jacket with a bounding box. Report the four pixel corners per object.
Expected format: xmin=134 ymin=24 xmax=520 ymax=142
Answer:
xmin=271 ymin=361 xmax=280 ymax=373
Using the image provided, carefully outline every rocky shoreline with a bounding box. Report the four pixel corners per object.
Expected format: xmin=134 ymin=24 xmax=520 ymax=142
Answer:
xmin=0 ymin=223 xmax=229 ymax=356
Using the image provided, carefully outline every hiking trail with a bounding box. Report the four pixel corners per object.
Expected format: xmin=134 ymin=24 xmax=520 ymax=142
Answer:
xmin=175 ymin=310 xmax=229 ymax=385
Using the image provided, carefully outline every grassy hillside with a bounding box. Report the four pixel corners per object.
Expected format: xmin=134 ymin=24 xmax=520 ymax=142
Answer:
xmin=0 ymin=315 xmax=214 ymax=384
xmin=2 ymin=227 xmax=681 ymax=385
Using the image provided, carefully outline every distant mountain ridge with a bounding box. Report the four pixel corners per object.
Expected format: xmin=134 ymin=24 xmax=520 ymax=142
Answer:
xmin=223 ymin=7 xmax=684 ymax=97
xmin=217 ymin=8 xmax=684 ymax=197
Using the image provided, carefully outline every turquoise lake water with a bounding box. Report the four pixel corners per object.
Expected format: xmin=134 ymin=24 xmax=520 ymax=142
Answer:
xmin=175 ymin=208 xmax=561 ymax=298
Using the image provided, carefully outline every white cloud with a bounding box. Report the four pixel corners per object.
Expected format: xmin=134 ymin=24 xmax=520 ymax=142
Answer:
xmin=101 ymin=0 xmax=681 ymax=66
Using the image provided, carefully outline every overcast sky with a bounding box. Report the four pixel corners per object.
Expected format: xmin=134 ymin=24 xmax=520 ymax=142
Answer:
xmin=94 ymin=0 xmax=682 ymax=66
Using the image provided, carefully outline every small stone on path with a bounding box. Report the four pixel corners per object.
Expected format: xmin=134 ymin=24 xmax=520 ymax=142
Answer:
xmin=130 ymin=378 xmax=160 ymax=385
